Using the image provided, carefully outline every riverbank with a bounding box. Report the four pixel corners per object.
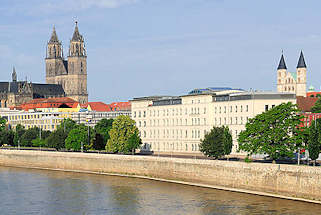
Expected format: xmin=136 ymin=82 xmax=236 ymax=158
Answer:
xmin=0 ymin=150 xmax=320 ymax=204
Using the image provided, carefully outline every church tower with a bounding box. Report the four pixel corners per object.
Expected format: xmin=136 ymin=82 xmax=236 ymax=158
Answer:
xmin=296 ymin=51 xmax=307 ymax=97
xmin=45 ymin=26 xmax=67 ymax=84
xmin=67 ymin=22 xmax=88 ymax=104
xmin=277 ymin=53 xmax=287 ymax=93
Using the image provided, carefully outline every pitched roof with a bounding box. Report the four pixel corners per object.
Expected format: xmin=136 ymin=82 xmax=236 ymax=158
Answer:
xmin=49 ymin=26 xmax=59 ymax=43
xmin=296 ymin=96 xmax=318 ymax=112
xmin=107 ymin=102 xmax=131 ymax=111
xmin=83 ymin=102 xmax=109 ymax=112
xmin=277 ymin=54 xmax=287 ymax=70
xmin=297 ymin=51 xmax=307 ymax=68
xmin=24 ymin=97 xmax=77 ymax=105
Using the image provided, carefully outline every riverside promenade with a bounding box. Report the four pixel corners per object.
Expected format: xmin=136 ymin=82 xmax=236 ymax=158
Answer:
xmin=0 ymin=150 xmax=320 ymax=204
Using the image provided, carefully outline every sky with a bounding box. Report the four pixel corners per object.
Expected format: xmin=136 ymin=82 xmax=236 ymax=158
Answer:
xmin=1 ymin=0 xmax=321 ymax=103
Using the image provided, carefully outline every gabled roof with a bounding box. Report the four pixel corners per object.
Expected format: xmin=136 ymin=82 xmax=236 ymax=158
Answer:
xmin=24 ymin=97 xmax=77 ymax=105
xmin=83 ymin=102 xmax=109 ymax=112
xmin=277 ymin=54 xmax=287 ymax=70
xmin=297 ymin=51 xmax=307 ymax=68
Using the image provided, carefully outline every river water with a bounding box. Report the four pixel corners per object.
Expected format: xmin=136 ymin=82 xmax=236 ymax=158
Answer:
xmin=0 ymin=166 xmax=320 ymax=215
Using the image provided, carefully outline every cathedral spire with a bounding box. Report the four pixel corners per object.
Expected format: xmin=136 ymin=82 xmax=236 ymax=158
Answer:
xmin=71 ymin=21 xmax=83 ymax=42
xmin=277 ymin=53 xmax=287 ymax=70
xmin=297 ymin=50 xmax=307 ymax=68
xmin=49 ymin=26 xmax=59 ymax=43
xmin=12 ymin=66 xmax=17 ymax=82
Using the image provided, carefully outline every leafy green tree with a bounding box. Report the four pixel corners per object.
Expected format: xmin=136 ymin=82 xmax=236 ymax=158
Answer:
xmin=93 ymin=118 xmax=113 ymax=150
xmin=57 ymin=118 xmax=77 ymax=134
xmin=126 ymin=130 xmax=142 ymax=154
xmin=92 ymin=133 xmax=105 ymax=150
xmin=20 ymin=127 xmax=40 ymax=147
xmin=199 ymin=126 xmax=232 ymax=159
xmin=32 ymin=138 xmax=46 ymax=147
xmin=0 ymin=117 xmax=6 ymax=131
xmin=308 ymin=124 xmax=320 ymax=166
xmin=13 ymin=124 xmax=26 ymax=146
xmin=0 ymin=130 xmax=14 ymax=147
xmin=45 ymin=129 xmax=67 ymax=150
xmin=106 ymin=115 xmax=141 ymax=154
xmin=65 ymin=125 xmax=93 ymax=151
xmin=311 ymin=98 xmax=321 ymax=113
xmin=238 ymin=102 xmax=304 ymax=163
xmin=95 ymin=118 xmax=113 ymax=141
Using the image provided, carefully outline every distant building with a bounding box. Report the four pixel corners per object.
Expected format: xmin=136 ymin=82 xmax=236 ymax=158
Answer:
xmin=131 ymin=88 xmax=296 ymax=154
xmin=0 ymin=68 xmax=65 ymax=109
xmin=277 ymin=51 xmax=307 ymax=97
xmin=20 ymin=97 xmax=78 ymax=111
xmin=45 ymin=22 xmax=88 ymax=104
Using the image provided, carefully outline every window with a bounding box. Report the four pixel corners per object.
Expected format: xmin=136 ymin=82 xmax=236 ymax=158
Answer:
xmin=219 ymin=107 xmax=221 ymax=113
xmin=235 ymin=105 xmax=237 ymax=113
xmin=139 ymin=111 xmax=141 ymax=117
xmin=224 ymin=106 xmax=226 ymax=113
xmin=240 ymin=105 xmax=243 ymax=112
xmin=143 ymin=111 xmax=146 ymax=117
xmin=246 ymin=105 xmax=249 ymax=112
xmin=265 ymin=105 xmax=269 ymax=112
xmin=272 ymin=105 xmax=275 ymax=108
xmin=230 ymin=106 xmax=232 ymax=112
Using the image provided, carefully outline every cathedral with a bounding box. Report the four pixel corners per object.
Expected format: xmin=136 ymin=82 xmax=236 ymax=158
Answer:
xmin=45 ymin=22 xmax=88 ymax=104
xmin=0 ymin=22 xmax=88 ymax=108
xmin=277 ymin=51 xmax=307 ymax=97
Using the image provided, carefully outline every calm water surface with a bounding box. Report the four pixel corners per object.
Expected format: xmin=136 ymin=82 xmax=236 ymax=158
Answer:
xmin=0 ymin=166 xmax=320 ymax=215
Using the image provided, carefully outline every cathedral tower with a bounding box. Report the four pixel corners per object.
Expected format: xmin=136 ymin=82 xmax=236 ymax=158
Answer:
xmin=296 ymin=51 xmax=307 ymax=97
xmin=45 ymin=23 xmax=88 ymax=104
xmin=45 ymin=26 xmax=67 ymax=84
xmin=66 ymin=22 xmax=88 ymax=104
xmin=277 ymin=53 xmax=287 ymax=93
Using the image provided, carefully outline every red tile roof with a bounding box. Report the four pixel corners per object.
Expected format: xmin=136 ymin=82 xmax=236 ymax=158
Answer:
xmin=107 ymin=102 xmax=131 ymax=111
xmin=83 ymin=102 xmax=110 ymax=112
xmin=20 ymin=97 xmax=78 ymax=111
xmin=296 ymin=96 xmax=318 ymax=112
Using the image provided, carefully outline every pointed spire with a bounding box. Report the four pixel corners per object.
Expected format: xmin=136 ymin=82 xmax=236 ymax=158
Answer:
xmin=49 ymin=25 xmax=59 ymax=43
xmin=277 ymin=52 xmax=287 ymax=70
xmin=12 ymin=66 xmax=17 ymax=82
xmin=72 ymin=21 xmax=83 ymax=41
xmin=297 ymin=50 xmax=307 ymax=68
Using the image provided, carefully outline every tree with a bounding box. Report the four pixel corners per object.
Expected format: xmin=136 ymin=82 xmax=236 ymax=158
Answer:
xmin=126 ymin=130 xmax=142 ymax=155
xmin=46 ymin=129 xmax=67 ymax=150
xmin=32 ymin=138 xmax=46 ymax=147
xmin=106 ymin=115 xmax=141 ymax=154
xmin=93 ymin=118 xmax=113 ymax=150
xmin=65 ymin=125 xmax=93 ymax=151
xmin=95 ymin=118 xmax=113 ymax=141
xmin=20 ymin=127 xmax=40 ymax=147
xmin=57 ymin=118 xmax=77 ymax=134
xmin=308 ymin=124 xmax=320 ymax=166
xmin=311 ymin=98 xmax=321 ymax=113
xmin=238 ymin=102 xmax=304 ymax=163
xmin=13 ymin=124 xmax=26 ymax=146
xmin=199 ymin=126 xmax=232 ymax=159
xmin=0 ymin=130 xmax=14 ymax=147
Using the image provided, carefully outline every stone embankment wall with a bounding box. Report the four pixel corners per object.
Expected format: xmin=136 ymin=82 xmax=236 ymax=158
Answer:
xmin=0 ymin=150 xmax=321 ymax=203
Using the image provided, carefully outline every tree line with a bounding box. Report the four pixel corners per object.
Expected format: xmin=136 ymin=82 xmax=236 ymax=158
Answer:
xmin=0 ymin=115 xmax=142 ymax=154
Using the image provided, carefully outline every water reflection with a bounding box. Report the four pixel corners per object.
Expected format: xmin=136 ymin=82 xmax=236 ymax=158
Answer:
xmin=0 ymin=166 xmax=320 ymax=215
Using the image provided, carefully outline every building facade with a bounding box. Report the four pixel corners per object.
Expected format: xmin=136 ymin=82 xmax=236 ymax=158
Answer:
xmin=45 ymin=22 xmax=88 ymax=104
xmin=0 ymin=68 xmax=65 ymax=109
xmin=131 ymin=88 xmax=296 ymax=154
xmin=277 ymin=51 xmax=307 ymax=97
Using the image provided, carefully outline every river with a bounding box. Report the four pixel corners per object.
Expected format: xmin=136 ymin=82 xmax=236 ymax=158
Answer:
xmin=0 ymin=166 xmax=320 ymax=215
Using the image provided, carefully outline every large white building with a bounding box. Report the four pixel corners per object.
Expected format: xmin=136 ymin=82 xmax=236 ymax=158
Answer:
xmin=131 ymin=88 xmax=296 ymax=155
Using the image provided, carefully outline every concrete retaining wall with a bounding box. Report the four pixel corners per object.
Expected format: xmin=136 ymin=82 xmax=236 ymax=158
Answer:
xmin=0 ymin=150 xmax=321 ymax=203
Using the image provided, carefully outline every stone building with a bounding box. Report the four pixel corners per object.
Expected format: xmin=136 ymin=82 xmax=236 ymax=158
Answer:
xmin=45 ymin=22 xmax=88 ymax=104
xmin=131 ymin=88 xmax=296 ymax=154
xmin=277 ymin=51 xmax=307 ymax=97
xmin=0 ymin=68 xmax=65 ymax=108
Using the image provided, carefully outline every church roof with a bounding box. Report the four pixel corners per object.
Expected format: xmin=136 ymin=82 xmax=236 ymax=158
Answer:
xmin=71 ymin=22 xmax=83 ymax=42
xmin=32 ymin=83 xmax=65 ymax=98
xmin=297 ymin=51 xmax=307 ymax=68
xmin=49 ymin=26 xmax=59 ymax=43
xmin=277 ymin=54 xmax=287 ymax=70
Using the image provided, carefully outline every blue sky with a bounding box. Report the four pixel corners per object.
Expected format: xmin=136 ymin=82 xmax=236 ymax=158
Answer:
xmin=1 ymin=0 xmax=321 ymax=102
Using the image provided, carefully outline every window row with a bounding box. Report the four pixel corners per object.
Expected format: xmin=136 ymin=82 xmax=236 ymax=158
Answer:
xmin=214 ymin=105 xmax=249 ymax=114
